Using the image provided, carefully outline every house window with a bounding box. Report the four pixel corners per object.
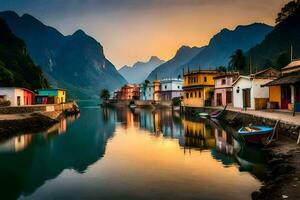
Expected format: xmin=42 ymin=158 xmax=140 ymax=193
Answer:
xmin=190 ymin=92 xmax=193 ymax=98
xmin=178 ymin=86 xmax=180 ymax=89
xmin=194 ymin=92 xmax=197 ymax=97
xmin=222 ymin=79 xmax=226 ymax=85
xmin=204 ymin=77 xmax=207 ymax=82
xmin=165 ymin=85 xmax=167 ymax=89
xmin=186 ymin=93 xmax=189 ymax=99
xmin=199 ymin=92 xmax=201 ymax=98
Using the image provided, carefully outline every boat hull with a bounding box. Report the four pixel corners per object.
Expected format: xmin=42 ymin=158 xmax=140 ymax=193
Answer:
xmin=241 ymin=132 xmax=271 ymax=145
xmin=238 ymin=126 xmax=273 ymax=145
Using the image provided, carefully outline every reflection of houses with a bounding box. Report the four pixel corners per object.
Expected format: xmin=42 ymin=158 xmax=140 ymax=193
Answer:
xmin=36 ymin=88 xmax=66 ymax=104
xmin=263 ymin=60 xmax=300 ymax=113
xmin=183 ymin=70 xmax=217 ymax=108
xmin=183 ymin=119 xmax=215 ymax=149
xmin=0 ymin=87 xmax=35 ymax=106
xmin=214 ymin=129 xmax=234 ymax=155
xmin=213 ymin=72 xmax=239 ymax=107
xmin=0 ymin=134 xmax=33 ymax=153
xmin=160 ymin=78 xmax=183 ymax=100
xmin=115 ymin=84 xmax=140 ymax=100
xmin=232 ymin=68 xmax=280 ymax=110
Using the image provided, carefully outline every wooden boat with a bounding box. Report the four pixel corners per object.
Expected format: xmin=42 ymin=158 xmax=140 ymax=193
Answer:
xmin=198 ymin=105 xmax=227 ymax=119
xmin=129 ymin=104 xmax=137 ymax=109
xmin=238 ymin=126 xmax=273 ymax=145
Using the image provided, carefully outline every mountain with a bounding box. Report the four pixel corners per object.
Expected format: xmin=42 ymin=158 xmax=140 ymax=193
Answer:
xmin=247 ymin=7 xmax=300 ymax=70
xmin=147 ymin=46 xmax=205 ymax=80
xmin=0 ymin=11 xmax=127 ymax=98
xmin=119 ymin=56 xmax=164 ymax=83
xmin=186 ymin=23 xmax=273 ymax=70
xmin=0 ymin=18 xmax=48 ymax=90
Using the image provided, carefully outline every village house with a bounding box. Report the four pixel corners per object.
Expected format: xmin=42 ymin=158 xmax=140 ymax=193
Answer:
xmin=263 ymin=59 xmax=300 ymax=113
xmin=115 ymin=84 xmax=140 ymax=101
xmin=213 ymin=72 xmax=239 ymax=107
xmin=232 ymin=68 xmax=280 ymax=110
xmin=139 ymin=80 xmax=161 ymax=101
xmin=160 ymin=78 xmax=183 ymax=101
xmin=0 ymin=87 xmax=35 ymax=106
xmin=36 ymin=88 xmax=67 ymax=104
xmin=153 ymin=80 xmax=161 ymax=101
xmin=182 ymin=70 xmax=217 ymax=108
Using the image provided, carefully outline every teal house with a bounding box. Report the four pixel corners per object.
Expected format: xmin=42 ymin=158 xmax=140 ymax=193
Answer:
xmin=36 ymin=88 xmax=66 ymax=104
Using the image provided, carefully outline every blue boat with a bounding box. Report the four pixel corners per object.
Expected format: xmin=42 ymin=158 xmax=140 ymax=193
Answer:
xmin=238 ymin=126 xmax=273 ymax=145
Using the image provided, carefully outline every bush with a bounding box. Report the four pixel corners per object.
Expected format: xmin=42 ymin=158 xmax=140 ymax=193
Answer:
xmin=172 ymin=97 xmax=181 ymax=107
xmin=0 ymin=99 xmax=11 ymax=107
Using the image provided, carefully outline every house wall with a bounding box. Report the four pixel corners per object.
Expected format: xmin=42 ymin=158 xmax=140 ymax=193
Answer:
xmin=183 ymin=87 xmax=214 ymax=108
xmin=145 ymin=85 xmax=154 ymax=100
xmin=23 ymin=90 xmax=34 ymax=105
xmin=233 ymin=78 xmax=252 ymax=109
xmin=0 ymin=88 xmax=25 ymax=106
xmin=57 ymin=90 xmax=66 ymax=103
xmin=269 ymin=86 xmax=281 ymax=108
xmin=214 ymin=88 xmax=227 ymax=106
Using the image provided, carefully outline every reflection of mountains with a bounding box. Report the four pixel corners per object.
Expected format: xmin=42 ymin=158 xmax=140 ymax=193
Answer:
xmin=0 ymin=108 xmax=116 ymax=200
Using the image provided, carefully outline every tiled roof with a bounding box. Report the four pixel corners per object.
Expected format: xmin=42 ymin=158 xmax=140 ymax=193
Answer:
xmin=263 ymin=71 xmax=300 ymax=86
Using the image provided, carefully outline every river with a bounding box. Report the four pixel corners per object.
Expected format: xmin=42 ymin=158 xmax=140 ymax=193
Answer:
xmin=0 ymin=101 xmax=267 ymax=200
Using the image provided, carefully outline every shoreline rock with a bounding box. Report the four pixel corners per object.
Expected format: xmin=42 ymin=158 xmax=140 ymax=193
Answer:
xmin=252 ymin=138 xmax=300 ymax=200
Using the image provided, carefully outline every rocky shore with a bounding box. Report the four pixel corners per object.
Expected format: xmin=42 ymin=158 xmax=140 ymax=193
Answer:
xmin=0 ymin=102 xmax=80 ymax=139
xmin=252 ymin=137 xmax=300 ymax=200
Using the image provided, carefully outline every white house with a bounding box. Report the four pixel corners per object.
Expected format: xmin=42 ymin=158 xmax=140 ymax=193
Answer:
xmin=160 ymin=78 xmax=183 ymax=100
xmin=0 ymin=87 xmax=24 ymax=106
xmin=232 ymin=68 xmax=280 ymax=110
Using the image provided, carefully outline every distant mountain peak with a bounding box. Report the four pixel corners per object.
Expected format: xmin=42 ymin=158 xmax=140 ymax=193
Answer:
xmin=73 ymin=29 xmax=86 ymax=36
xmin=149 ymin=56 xmax=162 ymax=62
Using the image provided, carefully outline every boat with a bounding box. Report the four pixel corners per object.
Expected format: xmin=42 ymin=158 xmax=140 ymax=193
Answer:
xmin=198 ymin=105 xmax=227 ymax=119
xmin=129 ymin=104 xmax=137 ymax=109
xmin=238 ymin=126 xmax=273 ymax=145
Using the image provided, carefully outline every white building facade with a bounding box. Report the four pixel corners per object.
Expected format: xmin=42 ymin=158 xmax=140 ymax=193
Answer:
xmin=232 ymin=76 xmax=273 ymax=110
xmin=160 ymin=78 xmax=183 ymax=100
xmin=0 ymin=87 xmax=26 ymax=106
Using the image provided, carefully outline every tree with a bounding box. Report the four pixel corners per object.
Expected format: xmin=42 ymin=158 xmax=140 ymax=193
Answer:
xmin=276 ymin=52 xmax=290 ymax=69
xmin=276 ymin=0 xmax=300 ymax=24
xmin=100 ymin=89 xmax=110 ymax=103
xmin=228 ymin=49 xmax=246 ymax=72
xmin=216 ymin=66 xmax=227 ymax=73
xmin=172 ymin=97 xmax=181 ymax=107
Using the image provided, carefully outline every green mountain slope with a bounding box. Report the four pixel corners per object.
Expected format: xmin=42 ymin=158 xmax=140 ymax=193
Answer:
xmin=0 ymin=18 xmax=48 ymax=90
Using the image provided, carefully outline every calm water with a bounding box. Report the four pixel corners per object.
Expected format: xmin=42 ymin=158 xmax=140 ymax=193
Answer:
xmin=0 ymin=101 xmax=267 ymax=200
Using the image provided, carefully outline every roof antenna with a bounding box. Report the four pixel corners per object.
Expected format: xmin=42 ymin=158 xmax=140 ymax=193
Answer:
xmin=249 ymin=56 xmax=252 ymax=75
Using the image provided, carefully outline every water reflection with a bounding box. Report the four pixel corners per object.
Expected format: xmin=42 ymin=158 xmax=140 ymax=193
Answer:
xmin=0 ymin=103 xmax=266 ymax=200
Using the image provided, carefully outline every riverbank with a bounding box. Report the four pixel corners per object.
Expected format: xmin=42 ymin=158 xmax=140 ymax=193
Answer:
xmin=252 ymin=137 xmax=300 ymax=200
xmin=0 ymin=101 xmax=80 ymax=139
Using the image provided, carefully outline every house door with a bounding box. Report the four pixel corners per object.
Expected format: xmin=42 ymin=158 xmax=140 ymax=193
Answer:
xmin=17 ymin=96 xmax=21 ymax=106
xmin=281 ymin=85 xmax=291 ymax=109
xmin=216 ymin=93 xmax=222 ymax=106
xmin=226 ymin=91 xmax=232 ymax=104
xmin=242 ymin=89 xmax=251 ymax=108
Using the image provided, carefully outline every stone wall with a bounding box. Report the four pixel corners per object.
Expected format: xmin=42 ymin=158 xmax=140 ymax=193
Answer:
xmin=0 ymin=102 xmax=76 ymax=114
xmin=181 ymin=106 xmax=300 ymax=140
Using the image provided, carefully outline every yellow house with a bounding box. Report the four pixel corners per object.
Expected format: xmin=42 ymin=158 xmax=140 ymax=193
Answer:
xmin=183 ymin=70 xmax=217 ymax=107
xmin=264 ymin=60 xmax=300 ymax=112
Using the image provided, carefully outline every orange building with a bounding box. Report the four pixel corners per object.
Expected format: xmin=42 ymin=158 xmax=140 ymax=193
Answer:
xmin=115 ymin=84 xmax=140 ymax=100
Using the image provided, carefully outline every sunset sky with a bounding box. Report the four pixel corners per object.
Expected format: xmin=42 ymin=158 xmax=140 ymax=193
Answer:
xmin=0 ymin=0 xmax=290 ymax=68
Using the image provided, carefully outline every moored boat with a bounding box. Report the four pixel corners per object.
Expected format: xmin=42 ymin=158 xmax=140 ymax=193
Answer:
xmin=238 ymin=126 xmax=273 ymax=145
